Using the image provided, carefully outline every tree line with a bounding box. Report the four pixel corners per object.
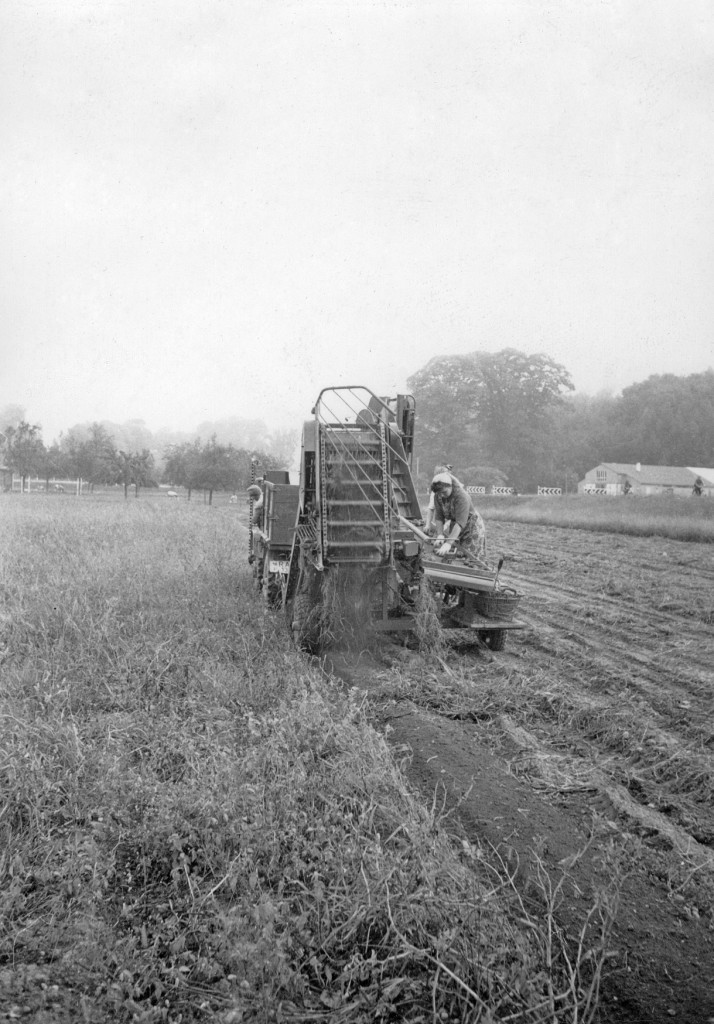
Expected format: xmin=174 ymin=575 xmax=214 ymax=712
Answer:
xmin=408 ymin=353 xmax=714 ymax=492
xmin=3 ymin=357 xmax=712 ymax=496
xmin=0 ymin=420 xmax=284 ymax=503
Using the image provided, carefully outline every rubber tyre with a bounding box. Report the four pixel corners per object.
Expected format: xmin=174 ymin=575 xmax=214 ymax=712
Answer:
xmin=484 ymin=629 xmax=507 ymax=651
xmin=262 ymin=571 xmax=282 ymax=610
xmin=252 ymin=560 xmax=263 ymax=592
xmin=290 ymin=565 xmax=323 ymax=654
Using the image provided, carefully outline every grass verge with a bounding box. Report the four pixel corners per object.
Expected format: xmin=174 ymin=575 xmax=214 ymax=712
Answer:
xmin=1 ymin=495 xmax=613 ymax=1022
xmin=456 ymin=494 xmax=714 ymax=543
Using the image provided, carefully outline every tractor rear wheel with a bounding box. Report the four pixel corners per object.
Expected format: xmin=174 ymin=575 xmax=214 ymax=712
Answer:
xmin=262 ymin=571 xmax=283 ymax=609
xmin=290 ymin=563 xmax=323 ymax=653
xmin=484 ymin=629 xmax=507 ymax=651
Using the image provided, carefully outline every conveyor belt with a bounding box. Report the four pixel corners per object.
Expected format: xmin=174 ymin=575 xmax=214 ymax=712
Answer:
xmin=422 ymin=556 xmax=497 ymax=593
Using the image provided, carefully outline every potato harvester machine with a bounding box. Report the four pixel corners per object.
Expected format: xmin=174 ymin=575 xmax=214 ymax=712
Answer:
xmin=249 ymin=386 xmax=525 ymax=653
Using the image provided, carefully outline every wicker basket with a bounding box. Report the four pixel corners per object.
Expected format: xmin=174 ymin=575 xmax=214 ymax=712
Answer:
xmin=473 ymin=587 xmax=521 ymax=621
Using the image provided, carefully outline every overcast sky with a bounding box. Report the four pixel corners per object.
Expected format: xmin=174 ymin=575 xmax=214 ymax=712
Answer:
xmin=2 ymin=0 xmax=713 ymax=443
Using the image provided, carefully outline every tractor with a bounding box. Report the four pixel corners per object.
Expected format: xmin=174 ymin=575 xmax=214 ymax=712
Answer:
xmin=248 ymin=466 xmax=299 ymax=607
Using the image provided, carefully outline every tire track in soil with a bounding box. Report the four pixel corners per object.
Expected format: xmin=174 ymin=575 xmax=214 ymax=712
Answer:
xmin=511 ymin=579 xmax=713 ymax=718
xmin=489 ymin=526 xmax=714 ymax=854
xmin=329 ymin=520 xmax=714 ymax=1022
xmin=486 ymin=524 xmax=714 ymax=885
xmin=326 ymin=647 xmax=714 ymax=1024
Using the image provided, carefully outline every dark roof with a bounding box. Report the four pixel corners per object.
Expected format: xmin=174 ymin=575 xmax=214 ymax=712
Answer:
xmin=600 ymin=464 xmax=714 ymax=486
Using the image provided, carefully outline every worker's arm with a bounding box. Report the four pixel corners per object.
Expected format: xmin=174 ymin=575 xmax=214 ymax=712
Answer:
xmin=438 ymin=496 xmax=467 ymax=554
xmin=436 ymin=521 xmax=462 ymax=556
xmin=444 ymin=522 xmax=462 ymax=542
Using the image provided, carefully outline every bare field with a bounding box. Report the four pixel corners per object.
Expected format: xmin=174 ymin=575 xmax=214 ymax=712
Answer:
xmin=354 ymin=518 xmax=714 ymax=1023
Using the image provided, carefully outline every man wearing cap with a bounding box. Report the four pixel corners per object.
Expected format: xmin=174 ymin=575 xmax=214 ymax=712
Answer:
xmin=430 ymin=471 xmax=487 ymax=563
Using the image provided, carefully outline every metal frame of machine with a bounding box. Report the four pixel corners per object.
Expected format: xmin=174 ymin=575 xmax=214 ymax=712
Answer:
xmin=249 ymin=466 xmax=299 ymax=607
xmin=253 ymin=386 xmax=525 ymax=651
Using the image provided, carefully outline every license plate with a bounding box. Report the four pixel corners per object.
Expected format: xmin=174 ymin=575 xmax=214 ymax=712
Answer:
xmin=269 ymin=560 xmax=290 ymax=574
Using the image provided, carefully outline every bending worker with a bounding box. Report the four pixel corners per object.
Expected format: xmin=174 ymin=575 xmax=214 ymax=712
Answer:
xmin=430 ymin=470 xmax=487 ymax=563
xmin=425 ymin=463 xmax=461 ymax=534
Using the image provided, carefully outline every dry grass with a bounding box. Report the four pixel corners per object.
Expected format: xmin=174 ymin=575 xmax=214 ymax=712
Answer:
xmin=1 ymin=494 xmax=615 ymax=1022
xmin=460 ymin=494 xmax=714 ymax=543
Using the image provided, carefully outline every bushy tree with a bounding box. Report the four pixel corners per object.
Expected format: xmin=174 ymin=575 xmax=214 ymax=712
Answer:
xmin=408 ymin=349 xmax=573 ymax=490
xmin=546 ymin=370 xmax=714 ymax=480
xmin=41 ymin=442 xmax=70 ymax=490
xmin=113 ymin=449 xmax=156 ymax=498
xmin=605 ymin=370 xmax=714 ymax=465
xmin=163 ymin=439 xmax=282 ymax=503
xmin=547 ymin=392 xmax=619 ymax=485
xmin=61 ymin=423 xmax=118 ymax=490
xmin=3 ymin=421 xmax=45 ymax=491
xmin=163 ymin=440 xmax=202 ymax=495
xmin=190 ymin=438 xmax=242 ymax=505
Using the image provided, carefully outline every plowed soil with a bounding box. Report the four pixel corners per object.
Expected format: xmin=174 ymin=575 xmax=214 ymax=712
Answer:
xmin=325 ymin=521 xmax=714 ymax=1024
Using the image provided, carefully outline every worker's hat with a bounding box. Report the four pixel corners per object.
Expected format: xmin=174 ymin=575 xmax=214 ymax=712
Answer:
xmin=432 ymin=472 xmax=452 ymax=487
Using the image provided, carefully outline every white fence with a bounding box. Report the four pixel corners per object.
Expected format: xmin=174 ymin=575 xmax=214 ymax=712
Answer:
xmin=10 ymin=476 xmax=90 ymax=494
xmin=465 ymin=485 xmax=514 ymax=495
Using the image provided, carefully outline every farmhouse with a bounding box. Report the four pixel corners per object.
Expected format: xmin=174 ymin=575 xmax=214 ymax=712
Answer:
xmin=578 ymin=463 xmax=714 ymax=497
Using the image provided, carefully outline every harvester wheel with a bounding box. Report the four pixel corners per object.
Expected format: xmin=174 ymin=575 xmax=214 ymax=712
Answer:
xmin=290 ymin=563 xmax=323 ymax=653
xmin=484 ymin=629 xmax=507 ymax=651
xmin=262 ymin=572 xmax=283 ymax=609
xmin=252 ymin=561 xmax=263 ymax=592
